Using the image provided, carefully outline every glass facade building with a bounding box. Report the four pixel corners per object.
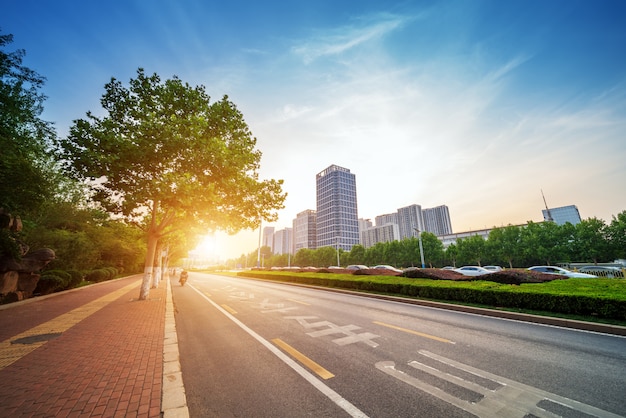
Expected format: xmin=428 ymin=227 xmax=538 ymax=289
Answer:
xmin=542 ymin=205 xmax=582 ymax=225
xmin=315 ymin=165 xmax=360 ymax=251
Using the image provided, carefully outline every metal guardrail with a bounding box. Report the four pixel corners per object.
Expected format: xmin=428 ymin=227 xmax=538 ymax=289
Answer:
xmin=575 ymin=267 xmax=625 ymax=278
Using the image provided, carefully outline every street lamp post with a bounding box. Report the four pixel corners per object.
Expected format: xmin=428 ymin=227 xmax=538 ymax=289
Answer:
xmin=336 ymin=237 xmax=340 ymax=267
xmin=414 ymin=228 xmax=426 ymax=268
xmin=256 ymin=218 xmax=262 ymax=268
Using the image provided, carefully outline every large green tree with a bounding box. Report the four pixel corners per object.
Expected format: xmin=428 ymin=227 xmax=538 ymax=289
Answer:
xmin=58 ymin=69 xmax=286 ymax=299
xmin=0 ymin=31 xmax=57 ymax=257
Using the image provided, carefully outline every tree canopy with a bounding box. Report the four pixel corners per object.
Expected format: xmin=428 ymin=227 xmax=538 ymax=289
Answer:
xmin=58 ymin=69 xmax=286 ymax=298
xmin=0 ymin=32 xmax=57 ymax=215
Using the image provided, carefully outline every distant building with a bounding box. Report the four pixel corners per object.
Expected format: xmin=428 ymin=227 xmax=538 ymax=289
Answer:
xmin=293 ymin=210 xmax=317 ymax=251
xmin=397 ymin=204 xmax=425 ymax=240
xmin=262 ymin=226 xmax=275 ymax=252
xmin=542 ymin=205 xmax=582 ymax=226
xmin=375 ymin=212 xmax=398 ymax=227
xmin=358 ymin=218 xmax=373 ymax=246
xmin=273 ymin=228 xmax=293 ymax=255
xmin=361 ymin=223 xmax=400 ymax=248
xmin=316 ymin=165 xmax=360 ymax=251
xmin=423 ymin=205 xmax=453 ymax=236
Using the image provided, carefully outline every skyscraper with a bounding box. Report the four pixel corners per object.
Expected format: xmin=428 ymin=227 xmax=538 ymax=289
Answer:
xmin=397 ymin=204 xmax=425 ymax=240
xmin=423 ymin=205 xmax=453 ymax=236
xmin=316 ymin=165 xmax=359 ymax=251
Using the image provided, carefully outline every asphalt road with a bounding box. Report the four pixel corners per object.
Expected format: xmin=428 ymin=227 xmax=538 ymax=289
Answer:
xmin=172 ymin=272 xmax=626 ymax=418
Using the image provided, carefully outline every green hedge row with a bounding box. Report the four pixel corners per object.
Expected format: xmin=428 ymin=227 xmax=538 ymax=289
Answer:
xmin=236 ymin=271 xmax=626 ymax=321
xmin=36 ymin=266 xmax=120 ymax=295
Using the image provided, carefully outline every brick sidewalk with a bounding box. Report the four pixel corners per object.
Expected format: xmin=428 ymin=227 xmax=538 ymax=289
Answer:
xmin=0 ymin=275 xmax=168 ymax=417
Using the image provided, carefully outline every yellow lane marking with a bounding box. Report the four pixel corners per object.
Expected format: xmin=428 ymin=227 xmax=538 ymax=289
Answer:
xmin=203 ymin=292 xmax=212 ymax=297
xmin=221 ymin=304 xmax=237 ymax=315
xmin=0 ymin=280 xmax=141 ymax=371
xmin=272 ymin=338 xmax=335 ymax=380
xmin=373 ymin=321 xmax=455 ymax=344
xmin=287 ymin=298 xmax=310 ymax=306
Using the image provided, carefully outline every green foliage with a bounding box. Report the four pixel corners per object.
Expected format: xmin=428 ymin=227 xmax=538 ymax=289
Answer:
xmin=58 ymin=69 xmax=286 ymax=236
xmin=35 ymin=274 xmax=65 ymax=295
xmin=85 ymin=268 xmax=117 ymax=283
xmin=227 ymin=211 xmax=625 ymax=270
xmin=0 ymin=32 xmax=57 ymax=215
xmin=237 ymin=271 xmax=626 ymax=321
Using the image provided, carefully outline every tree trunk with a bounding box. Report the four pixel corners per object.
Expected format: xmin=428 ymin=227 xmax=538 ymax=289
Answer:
xmin=139 ymin=232 xmax=158 ymax=300
xmin=153 ymin=243 xmax=162 ymax=288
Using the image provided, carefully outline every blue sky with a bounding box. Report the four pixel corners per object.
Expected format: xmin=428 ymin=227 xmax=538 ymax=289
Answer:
xmin=4 ymin=1 xmax=626 ymax=260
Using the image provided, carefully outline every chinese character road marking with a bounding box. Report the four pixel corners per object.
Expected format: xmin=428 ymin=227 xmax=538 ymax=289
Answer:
xmin=259 ymin=299 xmax=300 ymax=313
xmin=286 ymin=316 xmax=380 ymax=347
xmin=376 ymin=350 xmax=622 ymax=418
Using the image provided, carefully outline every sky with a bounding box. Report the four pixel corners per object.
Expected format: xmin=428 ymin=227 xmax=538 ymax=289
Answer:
xmin=4 ymin=0 xmax=626 ymax=261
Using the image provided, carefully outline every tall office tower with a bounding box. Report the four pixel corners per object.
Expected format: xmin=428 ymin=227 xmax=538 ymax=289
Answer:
xmin=316 ymin=165 xmax=360 ymax=251
xmin=273 ymin=227 xmax=293 ymax=255
xmin=542 ymin=205 xmax=582 ymax=226
xmin=293 ymin=210 xmax=317 ymax=251
xmin=375 ymin=212 xmax=398 ymax=227
xmin=262 ymin=226 xmax=275 ymax=252
xmin=397 ymin=204 xmax=425 ymax=240
xmin=423 ymin=205 xmax=453 ymax=236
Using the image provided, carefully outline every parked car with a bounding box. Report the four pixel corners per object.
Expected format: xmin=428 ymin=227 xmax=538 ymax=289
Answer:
xmin=441 ymin=266 xmax=456 ymax=270
xmin=527 ymin=266 xmax=596 ymax=278
xmin=373 ymin=265 xmax=403 ymax=273
xmin=454 ymin=266 xmax=494 ymax=276
xmin=346 ymin=265 xmax=369 ymax=270
xmin=483 ymin=265 xmax=503 ymax=272
xmin=577 ymin=266 xmax=623 ymax=278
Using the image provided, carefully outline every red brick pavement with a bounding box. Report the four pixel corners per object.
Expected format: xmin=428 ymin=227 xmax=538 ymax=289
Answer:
xmin=0 ymin=275 xmax=165 ymax=418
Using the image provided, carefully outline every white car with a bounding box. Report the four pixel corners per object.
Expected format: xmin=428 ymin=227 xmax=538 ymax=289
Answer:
xmin=527 ymin=266 xmax=596 ymax=278
xmin=373 ymin=265 xmax=403 ymax=273
xmin=346 ymin=265 xmax=369 ymax=270
xmin=483 ymin=265 xmax=503 ymax=272
xmin=454 ymin=266 xmax=494 ymax=276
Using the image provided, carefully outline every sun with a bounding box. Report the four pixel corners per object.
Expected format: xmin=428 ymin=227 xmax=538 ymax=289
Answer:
xmin=193 ymin=235 xmax=215 ymax=257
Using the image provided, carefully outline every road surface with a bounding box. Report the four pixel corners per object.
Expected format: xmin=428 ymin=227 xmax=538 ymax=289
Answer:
xmin=172 ymin=272 xmax=626 ymax=417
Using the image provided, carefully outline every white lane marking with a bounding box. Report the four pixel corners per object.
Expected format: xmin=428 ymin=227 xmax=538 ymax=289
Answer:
xmin=377 ymin=350 xmax=622 ymax=418
xmin=286 ymin=316 xmax=380 ymax=347
xmin=188 ymin=284 xmax=369 ymax=418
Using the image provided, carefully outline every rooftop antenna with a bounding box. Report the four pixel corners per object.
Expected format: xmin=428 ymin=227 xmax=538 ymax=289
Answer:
xmin=541 ymin=189 xmax=553 ymax=222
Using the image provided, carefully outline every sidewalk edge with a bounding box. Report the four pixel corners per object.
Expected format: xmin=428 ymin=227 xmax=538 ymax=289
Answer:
xmin=162 ymin=275 xmax=189 ymax=418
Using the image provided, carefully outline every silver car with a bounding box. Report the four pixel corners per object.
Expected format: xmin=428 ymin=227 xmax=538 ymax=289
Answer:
xmin=527 ymin=266 xmax=596 ymax=278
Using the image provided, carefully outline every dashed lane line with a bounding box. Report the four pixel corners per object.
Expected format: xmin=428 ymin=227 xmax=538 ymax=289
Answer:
xmin=373 ymin=321 xmax=455 ymax=344
xmin=272 ymin=338 xmax=335 ymax=380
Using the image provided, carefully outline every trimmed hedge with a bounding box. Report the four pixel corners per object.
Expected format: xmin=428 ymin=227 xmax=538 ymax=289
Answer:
xmin=36 ymin=274 xmax=65 ymax=295
xmin=236 ymin=271 xmax=626 ymax=321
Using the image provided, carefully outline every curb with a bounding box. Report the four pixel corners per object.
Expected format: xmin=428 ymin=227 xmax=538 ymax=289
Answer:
xmin=162 ymin=275 xmax=189 ymax=417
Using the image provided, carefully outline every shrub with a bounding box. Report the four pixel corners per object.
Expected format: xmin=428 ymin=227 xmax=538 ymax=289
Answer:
xmin=42 ymin=270 xmax=71 ymax=289
xmin=85 ymin=269 xmax=108 ymax=282
xmin=66 ymin=270 xmax=84 ymax=288
xmin=35 ymin=274 xmax=65 ymax=295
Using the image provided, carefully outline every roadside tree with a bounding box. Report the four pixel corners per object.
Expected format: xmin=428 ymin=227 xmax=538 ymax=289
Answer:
xmin=57 ymin=69 xmax=286 ymax=299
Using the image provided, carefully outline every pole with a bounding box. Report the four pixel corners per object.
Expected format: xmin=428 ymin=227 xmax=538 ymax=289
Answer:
xmin=336 ymin=237 xmax=340 ymax=267
xmin=257 ymin=218 xmax=262 ymax=268
xmin=414 ymin=228 xmax=426 ymax=268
